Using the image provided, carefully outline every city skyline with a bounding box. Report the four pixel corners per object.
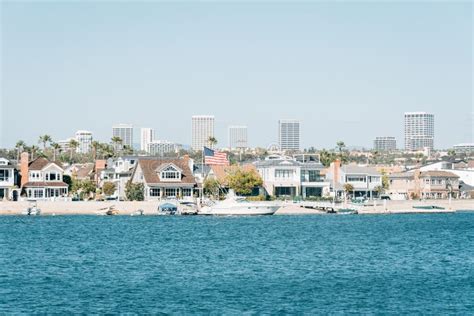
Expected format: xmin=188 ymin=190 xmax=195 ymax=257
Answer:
xmin=1 ymin=2 xmax=472 ymax=149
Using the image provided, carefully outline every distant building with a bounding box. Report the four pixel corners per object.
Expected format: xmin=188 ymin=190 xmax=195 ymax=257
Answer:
xmin=192 ymin=115 xmax=215 ymax=150
xmin=228 ymin=126 xmax=248 ymax=149
xmin=453 ymin=143 xmax=474 ymax=154
xmin=57 ymin=138 xmax=73 ymax=152
xmin=148 ymin=140 xmax=182 ymax=156
xmin=0 ymin=157 xmax=17 ymax=200
xmin=278 ymin=120 xmax=300 ymax=151
xmin=75 ymin=130 xmax=93 ymax=154
xmin=404 ymin=112 xmax=434 ymax=151
xmin=141 ymin=128 xmax=155 ymax=152
xmin=112 ymin=123 xmax=133 ymax=148
xmin=373 ymin=137 xmax=397 ymax=151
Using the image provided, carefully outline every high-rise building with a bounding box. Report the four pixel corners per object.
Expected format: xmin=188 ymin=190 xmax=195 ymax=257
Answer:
xmin=148 ymin=140 xmax=182 ymax=156
xmin=75 ymin=130 xmax=93 ymax=154
xmin=112 ymin=124 xmax=133 ymax=148
xmin=228 ymin=126 xmax=248 ymax=149
xmin=373 ymin=137 xmax=396 ymax=151
xmin=278 ymin=120 xmax=300 ymax=151
xmin=141 ymin=128 xmax=154 ymax=152
xmin=192 ymin=115 xmax=215 ymax=150
xmin=404 ymin=112 xmax=434 ymax=151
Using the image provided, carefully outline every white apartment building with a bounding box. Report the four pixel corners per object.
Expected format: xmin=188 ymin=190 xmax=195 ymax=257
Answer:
xmin=112 ymin=123 xmax=133 ymax=148
xmin=453 ymin=143 xmax=474 ymax=154
xmin=75 ymin=130 xmax=93 ymax=154
xmin=228 ymin=126 xmax=248 ymax=149
xmin=279 ymin=120 xmax=300 ymax=151
xmin=404 ymin=112 xmax=434 ymax=151
xmin=373 ymin=136 xmax=397 ymax=151
xmin=148 ymin=140 xmax=182 ymax=156
xmin=192 ymin=115 xmax=215 ymax=150
xmin=141 ymin=128 xmax=155 ymax=152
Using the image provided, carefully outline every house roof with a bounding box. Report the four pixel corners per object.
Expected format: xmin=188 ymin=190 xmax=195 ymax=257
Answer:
xmin=23 ymin=181 xmax=68 ymax=187
xmin=136 ymin=158 xmax=196 ymax=185
xmin=75 ymin=163 xmax=94 ymax=179
xmin=420 ymin=171 xmax=459 ymax=178
xmin=341 ymin=165 xmax=381 ymax=176
xmin=28 ymin=158 xmax=63 ymax=171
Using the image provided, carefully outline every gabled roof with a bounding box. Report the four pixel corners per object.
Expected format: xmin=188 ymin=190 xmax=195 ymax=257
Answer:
xmin=136 ymin=158 xmax=196 ymax=185
xmin=420 ymin=171 xmax=459 ymax=178
xmin=28 ymin=158 xmax=63 ymax=171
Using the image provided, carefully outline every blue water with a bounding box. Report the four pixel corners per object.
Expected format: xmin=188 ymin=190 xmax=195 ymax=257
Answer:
xmin=0 ymin=213 xmax=473 ymax=314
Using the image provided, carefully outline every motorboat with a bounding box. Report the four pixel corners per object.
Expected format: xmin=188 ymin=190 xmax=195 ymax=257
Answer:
xmin=97 ymin=205 xmax=119 ymax=216
xmin=157 ymin=200 xmax=198 ymax=215
xmin=22 ymin=203 xmax=41 ymax=216
xmin=198 ymin=191 xmax=279 ymax=216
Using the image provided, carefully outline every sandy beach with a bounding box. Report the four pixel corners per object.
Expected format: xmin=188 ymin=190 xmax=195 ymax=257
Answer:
xmin=0 ymin=199 xmax=472 ymax=216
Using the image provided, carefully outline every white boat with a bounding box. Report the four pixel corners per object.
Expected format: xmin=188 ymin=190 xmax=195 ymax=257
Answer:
xmin=22 ymin=203 xmax=41 ymax=216
xmin=198 ymin=192 xmax=279 ymax=216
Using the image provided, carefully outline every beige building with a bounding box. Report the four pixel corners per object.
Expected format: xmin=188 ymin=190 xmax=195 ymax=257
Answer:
xmin=388 ymin=170 xmax=459 ymax=200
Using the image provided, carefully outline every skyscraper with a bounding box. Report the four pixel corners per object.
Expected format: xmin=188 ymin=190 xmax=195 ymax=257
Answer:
xmin=228 ymin=126 xmax=248 ymax=149
xmin=373 ymin=137 xmax=397 ymax=151
xmin=279 ymin=120 xmax=300 ymax=151
xmin=192 ymin=115 xmax=215 ymax=150
xmin=75 ymin=130 xmax=93 ymax=154
xmin=112 ymin=123 xmax=133 ymax=148
xmin=404 ymin=112 xmax=434 ymax=151
xmin=140 ymin=128 xmax=154 ymax=152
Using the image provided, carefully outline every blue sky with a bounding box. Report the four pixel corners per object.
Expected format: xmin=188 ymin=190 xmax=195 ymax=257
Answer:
xmin=1 ymin=1 xmax=472 ymax=149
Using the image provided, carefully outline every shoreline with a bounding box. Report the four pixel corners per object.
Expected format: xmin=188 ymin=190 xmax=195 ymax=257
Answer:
xmin=0 ymin=199 xmax=472 ymax=216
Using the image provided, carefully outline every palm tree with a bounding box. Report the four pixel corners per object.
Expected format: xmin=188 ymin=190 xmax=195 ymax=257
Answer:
xmin=343 ymin=183 xmax=354 ymax=201
xmin=69 ymin=139 xmax=79 ymax=161
xmin=207 ymin=136 xmax=218 ymax=148
xmin=30 ymin=145 xmax=39 ymax=160
xmin=91 ymin=141 xmax=100 ymax=161
xmin=111 ymin=136 xmax=123 ymax=155
xmin=336 ymin=141 xmax=345 ymax=154
xmin=15 ymin=140 xmax=26 ymax=162
xmin=39 ymin=135 xmax=52 ymax=150
xmin=51 ymin=142 xmax=61 ymax=161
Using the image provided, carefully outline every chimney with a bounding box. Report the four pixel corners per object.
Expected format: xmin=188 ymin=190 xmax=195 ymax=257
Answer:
xmin=333 ymin=159 xmax=341 ymax=184
xmin=20 ymin=152 xmax=29 ymax=187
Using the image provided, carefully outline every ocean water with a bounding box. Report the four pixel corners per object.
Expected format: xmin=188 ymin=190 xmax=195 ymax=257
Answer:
xmin=0 ymin=213 xmax=473 ymax=314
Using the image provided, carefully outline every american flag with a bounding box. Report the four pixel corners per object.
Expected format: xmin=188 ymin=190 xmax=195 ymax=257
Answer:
xmin=204 ymin=147 xmax=229 ymax=165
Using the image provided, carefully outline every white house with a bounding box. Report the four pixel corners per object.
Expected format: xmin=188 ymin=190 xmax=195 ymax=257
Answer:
xmin=20 ymin=153 xmax=68 ymax=199
xmin=419 ymin=161 xmax=474 ymax=186
xmin=130 ymin=156 xmax=197 ymax=200
xmin=0 ymin=157 xmax=17 ymax=200
xmin=326 ymin=160 xmax=383 ymax=198
xmin=255 ymin=155 xmax=329 ymax=198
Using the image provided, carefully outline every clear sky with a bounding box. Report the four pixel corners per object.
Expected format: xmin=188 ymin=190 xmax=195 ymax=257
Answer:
xmin=1 ymin=1 xmax=472 ymax=150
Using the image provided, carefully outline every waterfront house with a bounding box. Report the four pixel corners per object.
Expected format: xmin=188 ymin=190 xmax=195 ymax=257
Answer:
xmin=130 ymin=156 xmax=197 ymax=200
xmin=254 ymin=155 xmax=329 ymax=198
xmin=0 ymin=157 xmax=18 ymax=200
xmin=388 ymin=170 xmax=459 ymax=199
xmin=326 ymin=160 xmax=383 ymax=198
xmin=20 ymin=152 xmax=68 ymax=199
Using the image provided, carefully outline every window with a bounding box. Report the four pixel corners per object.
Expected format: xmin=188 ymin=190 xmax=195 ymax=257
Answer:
xmin=29 ymin=189 xmax=44 ymax=198
xmin=275 ymin=169 xmax=293 ymax=178
xmin=182 ymin=188 xmax=192 ymax=197
xmin=150 ymin=188 xmax=161 ymax=197
xmin=0 ymin=170 xmax=9 ymax=182
xmin=164 ymin=188 xmax=177 ymax=197
xmin=346 ymin=176 xmax=366 ymax=182
xmin=370 ymin=176 xmax=380 ymax=183
xmin=160 ymin=166 xmax=180 ymax=180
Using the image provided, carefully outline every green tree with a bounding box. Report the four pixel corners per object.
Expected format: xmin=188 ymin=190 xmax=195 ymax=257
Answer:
xmin=204 ymin=178 xmax=221 ymax=198
xmin=207 ymin=136 xmax=218 ymax=148
xmin=51 ymin=142 xmax=61 ymax=161
xmin=15 ymin=140 xmax=25 ymax=162
xmin=111 ymin=136 xmax=123 ymax=155
xmin=91 ymin=141 xmax=100 ymax=161
xmin=319 ymin=149 xmax=336 ymax=167
xmin=63 ymin=174 xmax=73 ymax=192
xmin=343 ymin=183 xmax=354 ymax=198
xmin=381 ymin=170 xmax=390 ymax=190
xmin=69 ymin=139 xmax=79 ymax=161
xmin=102 ymin=181 xmax=116 ymax=196
xmin=30 ymin=145 xmax=40 ymax=160
xmin=226 ymin=168 xmax=263 ymax=196
xmin=38 ymin=135 xmax=52 ymax=150
xmin=125 ymin=182 xmax=144 ymax=201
